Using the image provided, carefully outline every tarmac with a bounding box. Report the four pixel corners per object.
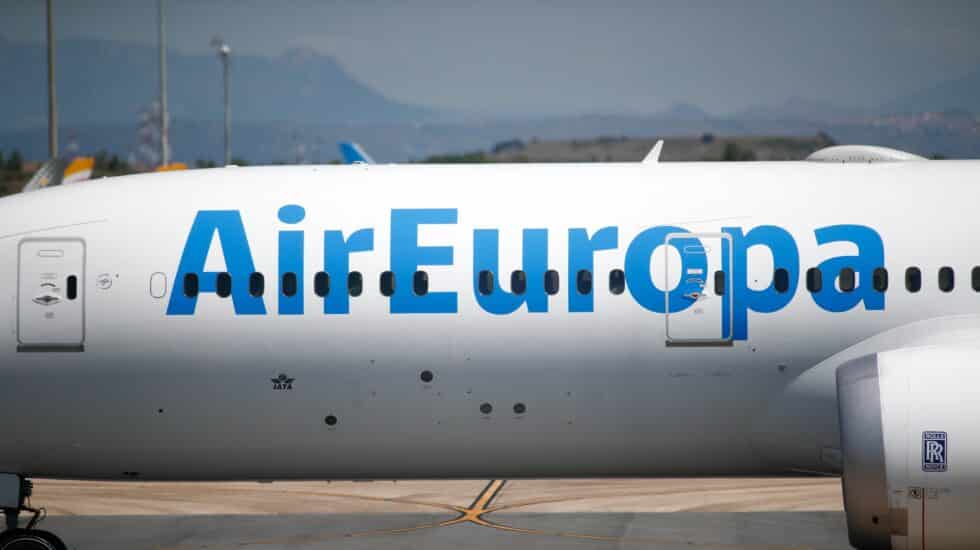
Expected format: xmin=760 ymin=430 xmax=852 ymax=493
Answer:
xmin=28 ymin=477 xmax=850 ymax=549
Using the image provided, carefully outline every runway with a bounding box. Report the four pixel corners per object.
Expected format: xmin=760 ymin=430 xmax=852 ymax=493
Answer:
xmin=30 ymin=477 xmax=850 ymax=549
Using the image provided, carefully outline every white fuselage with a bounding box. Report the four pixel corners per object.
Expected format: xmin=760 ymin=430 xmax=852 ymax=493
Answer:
xmin=0 ymin=161 xmax=977 ymax=481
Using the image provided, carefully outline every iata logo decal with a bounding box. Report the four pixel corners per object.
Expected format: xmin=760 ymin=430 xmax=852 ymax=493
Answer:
xmin=271 ymin=373 xmax=294 ymax=391
xmin=923 ymin=431 xmax=947 ymax=472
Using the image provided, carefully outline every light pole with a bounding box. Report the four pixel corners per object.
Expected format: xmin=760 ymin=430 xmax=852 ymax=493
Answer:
xmin=159 ymin=0 xmax=169 ymax=167
xmin=46 ymin=0 xmax=58 ymax=159
xmin=211 ymin=37 xmax=231 ymax=166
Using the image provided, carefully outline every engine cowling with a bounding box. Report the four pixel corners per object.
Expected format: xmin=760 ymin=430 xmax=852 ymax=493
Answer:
xmin=837 ymin=346 xmax=980 ymax=550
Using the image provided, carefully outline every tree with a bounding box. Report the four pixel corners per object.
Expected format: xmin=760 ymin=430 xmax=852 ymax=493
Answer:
xmin=417 ymin=151 xmax=487 ymax=163
xmin=93 ymin=150 xmax=110 ymax=171
xmin=105 ymin=154 xmax=131 ymax=173
xmin=0 ymin=151 xmax=5 ymax=169
xmin=195 ymin=159 xmax=218 ymax=169
xmin=6 ymin=150 xmax=23 ymax=172
xmin=230 ymin=157 xmax=249 ymax=166
xmin=722 ymin=142 xmax=756 ymax=162
xmin=817 ymin=131 xmax=837 ymax=147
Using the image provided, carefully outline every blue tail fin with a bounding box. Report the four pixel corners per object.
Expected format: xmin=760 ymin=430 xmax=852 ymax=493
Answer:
xmin=339 ymin=142 xmax=375 ymax=164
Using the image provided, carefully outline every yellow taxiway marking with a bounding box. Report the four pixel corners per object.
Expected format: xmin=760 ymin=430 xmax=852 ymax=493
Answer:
xmin=442 ymin=479 xmax=506 ymax=525
xmin=161 ymin=480 xmax=816 ymax=549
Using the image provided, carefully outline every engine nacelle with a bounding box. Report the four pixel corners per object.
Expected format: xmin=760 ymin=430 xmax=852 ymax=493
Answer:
xmin=837 ymin=346 xmax=980 ymax=550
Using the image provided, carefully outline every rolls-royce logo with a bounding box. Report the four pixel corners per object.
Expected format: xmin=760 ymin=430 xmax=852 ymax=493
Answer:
xmin=271 ymin=374 xmax=294 ymax=390
xmin=923 ymin=431 xmax=947 ymax=472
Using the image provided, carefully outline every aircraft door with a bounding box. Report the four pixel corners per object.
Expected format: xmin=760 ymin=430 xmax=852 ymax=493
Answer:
xmin=664 ymin=233 xmax=732 ymax=346
xmin=17 ymin=239 xmax=85 ymax=352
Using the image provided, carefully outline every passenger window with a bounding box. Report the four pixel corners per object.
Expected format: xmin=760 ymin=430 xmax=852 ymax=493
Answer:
xmin=544 ymin=270 xmax=560 ymax=295
xmin=973 ymin=266 xmax=980 ymax=292
xmin=713 ymin=270 xmax=725 ymax=296
xmin=511 ymin=270 xmax=527 ymax=295
xmin=314 ymin=271 xmax=330 ymax=297
xmin=380 ymin=271 xmax=395 ymax=297
xmin=414 ymin=271 xmax=429 ymax=296
xmin=839 ymin=268 xmax=856 ymax=292
xmin=905 ymin=267 xmax=921 ymax=293
xmin=66 ymin=275 xmax=78 ymax=300
xmin=216 ymin=272 xmax=232 ymax=298
xmin=609 ymin=269 xmax=625 ymax=295
xmin=348 ymin=271 xmax=363 ymax=297
xmin=183 ymin=273 xmax=199 ymax=297
xmin=872 ymin=268 xmax=888 ymax=292
xmin=478 ymin=270 xmax=494 ymax=295
xmin=576 ymin=270 xmax=593 ymax=295
xmin=939 ymin=267 xmax=954 ymax=292
xmin=806 ymin=268 xmax=822 ymax=292
xmin=282 ymin=272 xmax=298 ymax=297
xmin=773 ymin=268 xmax=789 ymax=293
xmin=249 ymin=272 xmax=264 ymax=297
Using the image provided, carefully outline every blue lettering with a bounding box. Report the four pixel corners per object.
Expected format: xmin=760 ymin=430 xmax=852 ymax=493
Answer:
xmin=473 ymin=229 xmax=548 ymax=314
xmin=568 ymin=227 xmax=618 ymax=312
xmin=167 ymin=210 xmax=265 ymax=315
xmin=811 ymin=224 xmax=885 ymax=312
xmin=723 ymin=225 xmax=799 ymax=340
xmin=625 ymin=226 xmax=703 ymax=314
xmin=278 ymin=205 xmax=305 ymax=315
xmin=390 ymin=209 xmax=458 ymax=314
xmin=323 ymin=228 xmax=374 ymax=314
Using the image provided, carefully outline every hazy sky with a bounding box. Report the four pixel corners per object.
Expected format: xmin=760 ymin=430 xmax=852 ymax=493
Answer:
xmin=4 ymin=0 xmax=980 ymax=117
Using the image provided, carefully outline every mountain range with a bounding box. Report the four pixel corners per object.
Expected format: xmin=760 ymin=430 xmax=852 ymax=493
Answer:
xmin=1 ymin=37 xmax=978 ymax=162
xmin=0 ymin=36 xmax=436 ymax=130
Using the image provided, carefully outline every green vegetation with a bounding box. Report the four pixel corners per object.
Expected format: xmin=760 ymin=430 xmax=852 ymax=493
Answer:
xmin=0 ymin=132 xmax=846 ymax=199
xmin=0 ymin=174 xmax=16 ymax=197
xmin=92 ymin=150 xmax=134 ymax=178
xmin=817 ymin=131 xmax=837 ymax=147
xmin=417 ymin=151 xmax=488 ymax=163
xmin=491 ymin=139 xmax=525 ymax=154
xmin=0 ymin=150 xmax=25 ymax=198
xmin=5 ymin=150 xmax=22 ymax=172
xmin=721 ymin=142 xmax=757 ymax=161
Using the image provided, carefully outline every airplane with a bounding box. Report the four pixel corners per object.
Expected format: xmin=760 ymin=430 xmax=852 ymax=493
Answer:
xmin=339 ymin=141 xmax=375 ymax=164
xmin=0 ymin=143 xmax=974 ymax=549
xmin=20 ymin=157 xmax=94 ymax=193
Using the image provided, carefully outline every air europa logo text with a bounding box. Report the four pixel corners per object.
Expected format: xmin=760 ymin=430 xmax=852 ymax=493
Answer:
xmin=166 ymin=206 xmax=885 ymax=340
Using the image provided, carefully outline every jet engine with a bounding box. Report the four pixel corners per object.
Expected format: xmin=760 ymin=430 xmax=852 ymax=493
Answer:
xmin=837 ymin=346 xmax=980 ymax=550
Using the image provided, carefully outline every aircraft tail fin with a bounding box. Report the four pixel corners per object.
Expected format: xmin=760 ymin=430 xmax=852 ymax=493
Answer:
xmin=22 ymin=156 xmax=95 ymax=192
xmin=62 ymin=157 xmax=95 ymax=185
xmin=339 ymin=142 xmax=375 ymax=165
xmin=642 ymin=140 xmax=664 ymax=164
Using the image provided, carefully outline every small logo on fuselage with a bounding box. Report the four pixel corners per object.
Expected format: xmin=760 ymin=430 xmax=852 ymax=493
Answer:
xmin=271 ymin=373 xmax=294 ymax=390
xmin=96 ymin=273 xmax=113 ymax=290
xmin=33 ymin=293 xmax=60 ymax=306
xmin=923 ymin=431 xmax=947 ymax=472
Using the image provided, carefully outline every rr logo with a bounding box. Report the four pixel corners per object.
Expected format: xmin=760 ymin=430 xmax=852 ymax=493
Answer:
xmin=923 ymin=431 xmax=947 ymax=472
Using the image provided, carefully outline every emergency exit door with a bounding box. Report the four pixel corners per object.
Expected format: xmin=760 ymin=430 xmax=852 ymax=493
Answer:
xmin=664 ymin=233 xmax=732 ymax=346
xmin=18 ymin=239 xmax=85 ymax=352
